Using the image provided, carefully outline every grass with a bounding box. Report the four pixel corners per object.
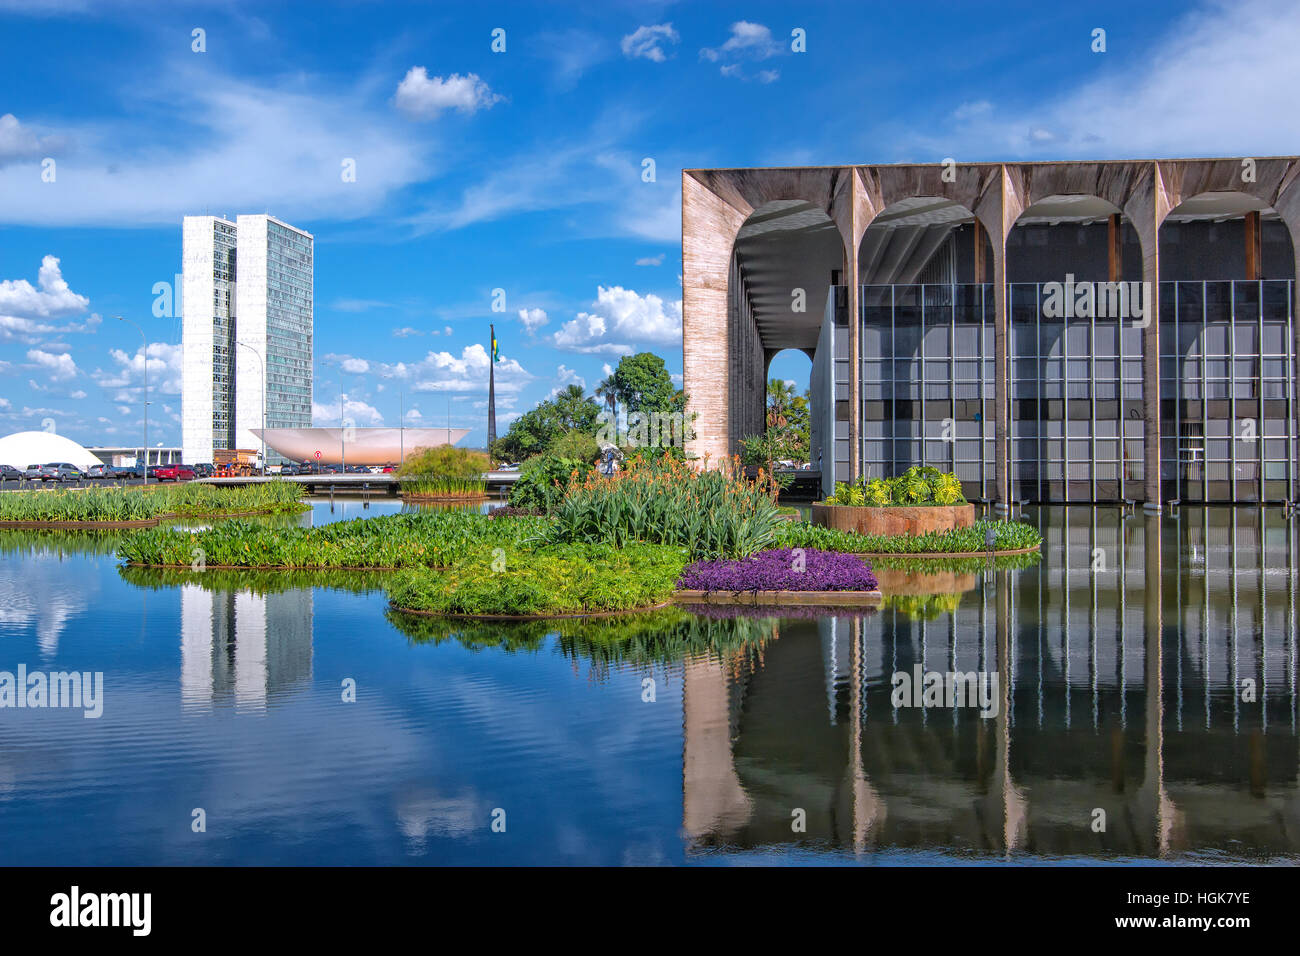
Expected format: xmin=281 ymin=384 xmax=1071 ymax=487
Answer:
xmin=775 ymin=518 xmax=1042 ymax=555
xmin=386 ymin=541 xmax=688 ymax=616
xmin=0 ymin=481 xmax=306 ymax=524
xmin=398 ymin=475 xmax=489 ymax=498
xmin=547 ymin=453 xmax=784 ymax=559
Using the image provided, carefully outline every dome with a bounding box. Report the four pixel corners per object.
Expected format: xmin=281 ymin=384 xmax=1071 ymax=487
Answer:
xmin=0 ymin=431 xmax=106 ymax=470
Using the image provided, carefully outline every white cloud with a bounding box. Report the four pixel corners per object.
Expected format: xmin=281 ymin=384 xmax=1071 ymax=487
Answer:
xmin=393 ymin=326 xmax=423 ymax=338
xmin=312 ymin=396 xmax=384 ymax=426
xmin=94 ymin=342 xmax=183 ymax=395
xmin=331 ymin=298 xmax=390 ymax=312
xmin=394 ymin=68 xmax=501 ymax=119
xmin=0 ymin=113 xmax=64 ymax=168
xmin=444 ymin=326 xmax=453 ymax=336
xmin=0 ymin=68 xmax=429 ymax=226
xmin=0 ymin=256 xmax=90 ymax=341
xmin=341 ymin=357 xmax=370 ymax=374
xmin=622 ymin=24 xmax=680 ymax=63
xmin=635 ymin=254 xmax=665 ymax=266
xmin=552 ymin=285 xmax=682 ymax=355
xmin=555 ymin=364 xmax=585 ymax=389
xmin=517 ymin=307 xmax=548 ymax=332
xmin=68 ymin=389 xmax=86 ymax=399
xmin=930 ymin=0 xmax=1300 ymax=158
xmin=372 ymin=343 xmax=532 ymax=394
xmin=701 ymin=21 xmax=781 ymax=64
xmin=26 ymin=348 xmax=78 ymax=380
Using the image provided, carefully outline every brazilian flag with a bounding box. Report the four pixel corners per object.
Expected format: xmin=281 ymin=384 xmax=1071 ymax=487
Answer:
xmin=491 ymin=330 xmax=500 ymax=363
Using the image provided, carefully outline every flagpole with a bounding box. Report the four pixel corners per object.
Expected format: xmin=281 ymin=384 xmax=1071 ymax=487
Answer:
xmin=487 ymin=322 xmax=497 ymax=458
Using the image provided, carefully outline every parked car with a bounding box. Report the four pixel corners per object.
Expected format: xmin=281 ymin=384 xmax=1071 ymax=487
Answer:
xmin=24 ymin=464 xmax=43 ymax=480
xmin=0 ymin=464 xmax=22 ymax=481
xmin=192 ymin=463 xmax=216 ymax=478
xmin=85 ymin=463 xmax=113 ymax=479
xmin=345 ymin=464 xmax=369 ymax=474
xmin=108 ymin=464 xmax=140 ymax=479
xmin=41 ymin=463 xmax=83 ymax=482
xmin=321 ymin=463 xmax=343 ymax=474
xmin=153 ymin=463 xmax=196 ymax=482
xmin=381 ymin=464 xmax=395 ymax=473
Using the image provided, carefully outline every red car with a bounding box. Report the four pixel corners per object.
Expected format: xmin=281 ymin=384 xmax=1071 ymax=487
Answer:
xmin=153 ymin=463 xmax=196 ymax=482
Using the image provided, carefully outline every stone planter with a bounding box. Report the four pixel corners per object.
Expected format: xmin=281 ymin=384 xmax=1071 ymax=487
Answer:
xmin=811 ymin=502 xmax=975 ymax=537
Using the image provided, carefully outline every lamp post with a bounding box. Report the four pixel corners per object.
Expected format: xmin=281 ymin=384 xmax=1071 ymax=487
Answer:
xmin=236 ymin=341 xmax=266 ymax=472
xmin=115 ymin=315 xmax=148 ymax=484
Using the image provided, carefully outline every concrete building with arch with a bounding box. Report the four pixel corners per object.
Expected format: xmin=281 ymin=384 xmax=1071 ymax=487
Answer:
xmin=681 ymin=158 xmax=1300 ymax=508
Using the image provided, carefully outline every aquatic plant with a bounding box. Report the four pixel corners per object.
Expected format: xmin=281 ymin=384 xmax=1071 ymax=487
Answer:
xmin=776 ymin=519 xmax=1042 ymax=555
xmin=676 ymin=548 xmax=878 ymax=592
xmin=0 ymin=481 xmax=305 ymax=524
xmin=547 ymin=453 xmax=783 ymax=559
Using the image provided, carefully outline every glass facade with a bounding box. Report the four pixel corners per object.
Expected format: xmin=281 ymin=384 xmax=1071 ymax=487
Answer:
xmin=833 ymin=280 xmax=1297 ymax=503
xmin=1159 ymin=280 xmax=1295 ymax=503
xmin=264 ymin=221 xmax=313 ymax=436
xmin=860 ymin=284 xmax=997 ymax=500
xmin=211 ymin=220 xmax=237 ymax=451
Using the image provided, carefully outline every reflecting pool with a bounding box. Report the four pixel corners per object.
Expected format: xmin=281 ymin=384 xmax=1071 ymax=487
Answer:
xmin=0 ymin=502 xmax=1295 ymax=864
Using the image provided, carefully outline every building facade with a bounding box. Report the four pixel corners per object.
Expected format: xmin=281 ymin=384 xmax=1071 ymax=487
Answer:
xmin=681 ymin=159 xmax=1300 ymax=508
xmin=182 ymin=214 xmax=313 ymax=465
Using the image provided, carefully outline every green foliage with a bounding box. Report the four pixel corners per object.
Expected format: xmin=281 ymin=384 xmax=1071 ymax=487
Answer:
xmin=491 ymin=384 xmax=602 ymax=462
xmin=824 ymin=466 xmax=967 ymax=508
xmin=775 ymin=518 xmax=1042 ymax=555
xmin=118 ymin=509 xmax=547 ymax=569
xmin=396 ymin=445 xmax=488 ymax=479
xmin=546 ymin=428 xmax=600 ymax=463
xmin=546 ymin=454 xmax=783 ymax=559
xmin=0 ymin=482 xmax=305 ymax=524
xmin=506 ymin=455 xmax=594 ymax=513
xmin=605 ymin=352 xmax=684 ymax=418
xmin=386 ymin=541 xmax=687 ymax=616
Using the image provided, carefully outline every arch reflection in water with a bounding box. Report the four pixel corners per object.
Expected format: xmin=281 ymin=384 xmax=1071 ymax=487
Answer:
xmin=683 ymin=506 xmax=1300 ymax=862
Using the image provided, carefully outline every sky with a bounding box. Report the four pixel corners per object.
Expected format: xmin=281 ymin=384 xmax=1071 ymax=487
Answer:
xmin=2 ymin=0 xmax=1300 ymax=451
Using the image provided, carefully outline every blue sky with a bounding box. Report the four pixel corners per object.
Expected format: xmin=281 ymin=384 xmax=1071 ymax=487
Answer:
xmin=2 ymin=0 xmax=1298 ymax=450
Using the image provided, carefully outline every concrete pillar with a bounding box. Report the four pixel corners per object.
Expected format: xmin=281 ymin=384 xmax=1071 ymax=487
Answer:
xmin=846 ymin=241 xmax=860 ymax=482
xmin=992 ymin=237 xmax=1010 ymax=512
xmin=682 ymin=173 xmax=747 ymax=465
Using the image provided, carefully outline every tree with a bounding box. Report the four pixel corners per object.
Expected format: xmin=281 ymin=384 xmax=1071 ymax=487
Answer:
xmin=491 ymin=384 xmax=602 ymax=462
xmin=609 ymin=352 xmax=683 ymax=417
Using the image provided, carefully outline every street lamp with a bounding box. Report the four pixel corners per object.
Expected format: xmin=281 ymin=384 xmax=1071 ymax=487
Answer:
xmin=236 ymin=341 xmax=266 ymax=472
xmin=115 ymin=315 xmax=148 ymax=484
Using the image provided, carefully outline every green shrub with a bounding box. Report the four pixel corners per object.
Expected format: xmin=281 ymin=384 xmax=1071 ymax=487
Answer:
xmin=546 ymin=429 xmax=600 ymax=463
xmin=386 ymin=541 xmax=687 ymax=616
xmin=546 ymin=453 xmax=783 ymax=559
xmin=824 ymin=466 xmax=967 ymax=508
xmin=396 ymin=445 xmax=488 ymax=479
xmin=506 ymin=455 xmax=594 ymax=513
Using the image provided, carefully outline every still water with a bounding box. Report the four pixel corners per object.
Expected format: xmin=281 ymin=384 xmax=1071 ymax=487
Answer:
xmin=0 ymin=500 xmax=1296 ymax=865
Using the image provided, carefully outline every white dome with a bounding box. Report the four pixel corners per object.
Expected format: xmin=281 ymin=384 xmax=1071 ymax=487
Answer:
xmin=0 ymin=431 xmax=106 ymax=470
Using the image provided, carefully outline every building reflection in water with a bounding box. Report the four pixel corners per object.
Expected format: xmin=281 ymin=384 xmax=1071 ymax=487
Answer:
xmin=180 ymin=585 xmax=313 ymax=712
xmin=683 ymin=506 xmax=1300 ymax=861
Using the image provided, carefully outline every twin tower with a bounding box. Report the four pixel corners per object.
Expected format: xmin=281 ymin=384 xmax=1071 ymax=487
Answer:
xmin=180 ymin=215 xmax=313 ymax=466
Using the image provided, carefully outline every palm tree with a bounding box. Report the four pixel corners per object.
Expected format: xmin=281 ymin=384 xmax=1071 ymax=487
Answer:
xmin=767 ymin=378 xmax=796 ymax=429
xmin=595 ymin=374 xmax=618 ymax=434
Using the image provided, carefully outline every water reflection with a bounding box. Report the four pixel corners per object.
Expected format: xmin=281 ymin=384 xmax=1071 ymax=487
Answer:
xmin=681 ymin=507 xmax=1300 ymax=862
xmin=0 ymin=503 xmax=1296 ymax=864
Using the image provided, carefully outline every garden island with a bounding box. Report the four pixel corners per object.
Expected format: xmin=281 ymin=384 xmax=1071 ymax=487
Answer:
xmin=16 ymin=448 xmax=1045 ymax=621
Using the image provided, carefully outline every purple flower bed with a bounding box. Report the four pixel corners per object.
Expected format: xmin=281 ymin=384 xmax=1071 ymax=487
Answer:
xmin=676 ymin=548 xmax=879 ymax=592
